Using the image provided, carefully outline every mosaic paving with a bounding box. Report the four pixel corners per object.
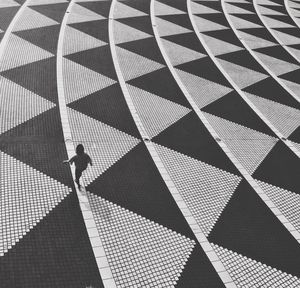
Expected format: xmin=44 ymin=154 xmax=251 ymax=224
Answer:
xmin=0 ymin=0 xmax=300 ymax=287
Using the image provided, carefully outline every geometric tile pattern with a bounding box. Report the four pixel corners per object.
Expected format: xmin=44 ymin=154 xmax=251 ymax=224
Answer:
xmin=257 ymin=180 xmax=300 ymax=231
xmin=88 ymin=192 xmax=196 ymax=288
xmin=0 ymin=151 xmax=71 ymax=256
xmin=0 ymin=76 xmax=55 ymax=134
xmin=1 ymin=0 xmax=300 ymax=286
xmin=212 ymin=244 xmax=300 ymax=288
xmin=67 ymin=108 xmax=140 ymax=186
xmin=154 ymin=143 xmax=242 ymax=236
xmin=203 ymin=112 xmax=278 ymax=174
xmin=127 ymin=84 xmax=191 ymax=138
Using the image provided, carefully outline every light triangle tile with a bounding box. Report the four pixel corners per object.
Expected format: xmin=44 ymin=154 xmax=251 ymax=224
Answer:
xmin=63 ymin=25 xmax=106 ymax=56
xmin=0 ymin=34 xmax=53 ymax=72
xmin=212 ymin=244 xmax=300 ymax=287
xmin=13 ymin=7 xmax=58 ymax=32
xmin=203 ymin=112 xmax=278 ymax=174
xmin=190 ymin=1 xmax=218 ymax=14
xmin=0 ymin=151 xmax=71 ymax=256
xmin=114 ymin=20 xmax=152 ymax=44
xmin=225 ymin=2 xmax=254 ymax=14
xmin=154 ymin=0 xmax=185 ymax=16
xmin=257 ymin=180 xmax=300 ymax=231
xmin=280 ymin=79 xmax=300 ymax=101
xmin=161 ymin=38 xmax=206 ymax=66
xmin=194 ymin=15 xmax=229 ymax=32
xmin=68 ymin=108 xmax=140 ymax=186
xmin=113 ymin=1 xmax=147 ymax=19
xmin=87 ymin=192 xmax=196 ymax=287
xmin=153 ymin=143 xmax=242 ymax=236
xmin=201 ymin=33 xmax=244 ymax=55
xmin=263 ymin=16 xmax=295 ymax=29
xmin=258 ymin=5 xmax=285 ymax=15
xmin=286 ymin=46 xmax=300 ymax=62
xmin=0 ymin=0 xmax=19 ymax=7
xmin=28 ymin=0 xmax=68 ymax=4
xmin=217 ymin=58 xmax=269 ymax=89
xmin=272 ymin=29 xmax=300 ymax=45
xmin=236 ymin=30 xmax=278 ymax=49
xmin=0 ymin=76 xmax=55 ymax=134
xmin=254 ymin=51 xmax=300 ymax=75
xmin=156 ymin=17 xmax=192 ymax=37
xmin=127 ymin=84 xmax=191 ymax=138
xmin=116 ymin=46 xmax=165 ymax=81
xmin=63 ymin=58 xmax=116 ymax=104
xmin=245 ymin=92 xmax=300 ymax=137
xmin=67 ymin=3 xmax=106 ymax=24
xmin=229 ymin=14 xmax=263 ymax=29
xmin=259 ymin=0 xmax=282 ymax=6
xmin=176 ymin=69 xmax=234 ymax=109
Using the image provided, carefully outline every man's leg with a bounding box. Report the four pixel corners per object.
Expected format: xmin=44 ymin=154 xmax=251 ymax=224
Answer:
xmin=75 ymin=168 xmax=83 ymax=189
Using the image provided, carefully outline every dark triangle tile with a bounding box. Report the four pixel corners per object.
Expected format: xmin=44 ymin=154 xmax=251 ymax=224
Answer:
xmin=243 ymin=77 xmax=300 ymax=109
xmin=202 ymin=91 xmax=276 ymax=137
xmin=0 ymin=6 xmax=20 ymax=31
xmin=65 ymin=45 xmax=117 ymax=80
xmin=254 ymin=45 xmax=299 ymax=64
xmin=116 ymin=16 xmax=153 ymax=35
xmin=121 ymin=0 xmax=150 ymax=14
xmin=0 ymin=193 xmax=103 ymax=288
xmin=1 ymin=57 xmax=58 ymax=104
xmin=14 ymin=0 xmax=26 ymax=4
xmin=162 ymin=32 xmax=207 ymax=54
xmin=259 ymin=4 xmax=286 ymax=14
xmin=227 ymin=2 xmax=256 ymax=13
xmin=263 ymin=14 xmax=296 ymax=26
xmin=253 ymin=141 xmax=300 ymax=193
xmin=194 ymin=1 xmax=223 ymax=12
xmin=68 ymin=19 xmax=109 ymax=43
xmin=152 ymin=112 xmax=240 ymax=175
xmin=208 ymin=180 xmax=300 ymax=278
xmin=175 ymin=244 xmax=225 ymax=288
xmin=288 ymin=126 xmax=300 ymax=143
xmin=13 ymin=24 xmax=60 ymax=54
xmin=157 ymin=14 xmax=193 ymax=30
xmin=194 ymin=13 xmax=230 ymax=28
xmin=68 ymin=83 xmax=140 ymax=138
xmin=0 ymin=108 xmax=74 ymax=187
xmin=202 ymin=29 xmax=244 ymax=48
xmin=288 ymin=43 xmax=300 ymax=50
xmin=273 ymin=27 xmax=300 ymax=38
xmin=267 ymin=0 xmax=285 ymax=5
xmin=217 ymin=49 xmax=267 ymax=74
xmin=87 ymin=142 xmax=196 ymax=240
xmin=229 ymin=13 xmax=263 ymax=26
xmin=157 ymin=0 xmax=187 ymax=12
xmin=176 ymin=57 xmax=232 ymax=88
xmin=279 ymin=68 xmax=300 ymax=85
xmin=117 ymin=37 xmax=165 ymax=64
xmin=127 ymin=67 xmax=191 ymax=107
xmin=77 ymin=1 xmax=111 ymax=18
xmin=29 ymin=3 xmax=69 ymax=23
xmin=238 ymin=28 xmax=278 ymax=43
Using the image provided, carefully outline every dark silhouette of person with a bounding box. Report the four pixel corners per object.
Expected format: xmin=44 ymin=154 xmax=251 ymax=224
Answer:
xmin=63 ymin=144 xmax=92 ymax=190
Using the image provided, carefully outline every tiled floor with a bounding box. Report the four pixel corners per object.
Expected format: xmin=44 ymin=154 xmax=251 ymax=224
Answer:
xmin=0 ymin=0 xmax=300 ymax=287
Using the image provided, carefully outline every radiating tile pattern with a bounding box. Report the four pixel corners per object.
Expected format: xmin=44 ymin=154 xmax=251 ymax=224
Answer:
xmin=1 ymin=0 xmax=300 ymax=287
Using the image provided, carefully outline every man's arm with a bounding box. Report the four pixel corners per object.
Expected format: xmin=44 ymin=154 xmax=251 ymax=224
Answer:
xmin=63 ymin=156 xmax=75 ymax=164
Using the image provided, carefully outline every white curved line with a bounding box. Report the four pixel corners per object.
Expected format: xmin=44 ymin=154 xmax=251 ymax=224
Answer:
xmin=57 ymin=2 xmax=116 ymax=287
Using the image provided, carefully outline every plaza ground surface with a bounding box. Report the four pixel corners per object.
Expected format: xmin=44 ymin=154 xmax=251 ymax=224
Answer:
xmin=0 ymin=0 xmax=300 ymax=287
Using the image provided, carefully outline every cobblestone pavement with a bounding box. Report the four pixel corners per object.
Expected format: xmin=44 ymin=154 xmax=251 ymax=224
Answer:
xmin=0 ymin=0 xmax=300 ymax=287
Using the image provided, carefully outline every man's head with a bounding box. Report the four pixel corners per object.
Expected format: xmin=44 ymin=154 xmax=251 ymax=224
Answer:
xmin=76 ymin=144 xmax=84 ymax=155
